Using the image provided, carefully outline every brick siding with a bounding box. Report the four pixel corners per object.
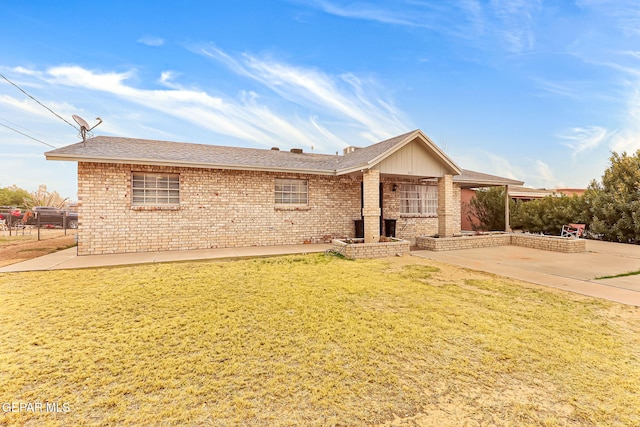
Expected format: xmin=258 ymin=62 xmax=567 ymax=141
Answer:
xmin=77 ymin=162 xmax=363 ymax=255
xmin=381 ymin=178 xmax=461 ymax=239
xmin=77 ymin=162 xmax=463 ymax=255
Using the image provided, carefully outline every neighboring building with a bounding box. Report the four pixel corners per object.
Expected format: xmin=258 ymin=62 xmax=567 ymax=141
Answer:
xmin=46 ymin=129 xmax=520 ymax=255
xmin=508 ymin=186 xmax=557 ymax=201
xmin=555 ymin=188 xmax=586 ymax=197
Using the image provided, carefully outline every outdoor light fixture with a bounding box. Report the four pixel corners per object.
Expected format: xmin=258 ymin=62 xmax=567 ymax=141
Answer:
xmin=392 ymin=184 xmax=398 ymax=192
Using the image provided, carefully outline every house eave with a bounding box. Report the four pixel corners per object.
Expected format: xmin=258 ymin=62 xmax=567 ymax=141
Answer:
xmin=455 ymin=178 xmax=525 ymax=188
xmin=44 ymin=154 xmax=338 ymax=176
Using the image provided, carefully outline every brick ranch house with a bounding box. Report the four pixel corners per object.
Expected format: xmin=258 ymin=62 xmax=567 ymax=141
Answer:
xmin=45 ymin=129 xmax=521 ymax=256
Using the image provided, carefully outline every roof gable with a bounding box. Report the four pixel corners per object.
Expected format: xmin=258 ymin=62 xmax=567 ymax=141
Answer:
xmin=336 ymin=130 xmax=461 ymax=176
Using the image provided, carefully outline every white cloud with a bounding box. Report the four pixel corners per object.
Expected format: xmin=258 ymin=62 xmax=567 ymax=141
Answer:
xmin=533 ymin=78 xmax=579 ymax=98
xmin=137 ymin=36 xmax=165 ymax=47
xmin=159 ymin=71 xmax=182 ymax=89
xmin=489 ymin=0 xmax=541 ymax=53
xmin=198 ymin=46 xmax=411 ymax=143
xmin=458 ymin=0 xmax=485 ymax=35
xmin=534 ymin=160 xmax=558 ymax=187
xmin=15 ymin=44 xmax=413 ymax=152
xmin=557 ymin=126 xmax=612 ymax=156
xmin=610 ymin=129 xmax=640 ymax=153
xmin=308 ymin=0 xmax=438 ymax=28
xmin=576 ymin=1 xmax=640 ymax=36
xmin=452 ymin=151 xmax=523 ymax=182
xmin=304 ymin=0 xmax=540 ymax=53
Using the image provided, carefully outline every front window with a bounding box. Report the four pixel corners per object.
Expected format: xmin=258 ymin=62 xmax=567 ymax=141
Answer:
xmin=400 ymin=184 xmax=437 ymax=215
xmin=132 ymin=172 xmax=180 ymax=205
xmin=275 ymin=178 xmax=308 ymax=204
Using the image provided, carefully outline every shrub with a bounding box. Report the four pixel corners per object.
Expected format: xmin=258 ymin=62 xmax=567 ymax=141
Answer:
xmin=585 ymin=150 xmax=640 ymax=243
xmin=466 ymin=187 xmax=516 ymax=231
xmin=512 ymin=195 xmax=589 ymax=235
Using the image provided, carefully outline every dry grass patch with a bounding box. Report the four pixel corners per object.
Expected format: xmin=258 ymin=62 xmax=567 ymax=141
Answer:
xmin=0 ymin=230 xmax=77 ymax=267
xmin=0 ymin=254 xmax=638 ymax=426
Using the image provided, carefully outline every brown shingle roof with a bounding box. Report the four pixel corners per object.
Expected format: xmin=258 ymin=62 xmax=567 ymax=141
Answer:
xmin=46 ymin=130 xmax=461 ymax=175
xmin=46 ymin=136 xmax=342 ymax=174
xmin=335 ymin=131 xmax=416 ymax=171
xmin=45 ymin=131 xmax=519 ymax=187
xmin=455 ymin=169 xmax=524 ymax=188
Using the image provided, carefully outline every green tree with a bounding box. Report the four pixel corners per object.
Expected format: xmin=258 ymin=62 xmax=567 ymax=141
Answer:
xmin=466 ymin=187 xmax=516 ymax=231
xmin=585 ymin=150 xmax=640 ymax=243
xmin=0 ymin=185 xmax=30 ymax=207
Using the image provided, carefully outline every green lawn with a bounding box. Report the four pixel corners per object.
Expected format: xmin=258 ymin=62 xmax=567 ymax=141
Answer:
xmin=0 ymin=254 xmax=638 ymax=426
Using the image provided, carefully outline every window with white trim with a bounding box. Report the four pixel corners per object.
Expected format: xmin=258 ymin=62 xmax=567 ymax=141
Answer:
xmin=275 ymin=178 xmax=308 ymax=204
xmin=132 ymin=172 xmax=180 ymax=205
xmin=400 ymin=184 xmax=438 ymax=215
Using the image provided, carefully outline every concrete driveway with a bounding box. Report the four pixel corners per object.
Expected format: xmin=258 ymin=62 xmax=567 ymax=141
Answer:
xmin=412 ymin=240 xmax=640 ymax=306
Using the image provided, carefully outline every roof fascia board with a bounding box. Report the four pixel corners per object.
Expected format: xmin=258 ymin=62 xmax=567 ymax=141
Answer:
xmin=455 ymin=178 xmax=524 ymax=187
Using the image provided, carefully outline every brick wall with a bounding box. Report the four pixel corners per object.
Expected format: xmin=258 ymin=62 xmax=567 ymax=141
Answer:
xmin=77 ymin=162 xmax=362 ymax=255
xmin=332 ymin=238 xmax=411 ymax=259
xmin=510 ymin=234 xmax=586 ymax=253
xmin=416 ymin=234 xmax=511 ymax=251
xmin=77 ymin=163 xmax=465 ymax=255
xmin=381 ymin=178 xmax=461 ymax=239
xmin=416 ymin=233 xmax=586 ymax=253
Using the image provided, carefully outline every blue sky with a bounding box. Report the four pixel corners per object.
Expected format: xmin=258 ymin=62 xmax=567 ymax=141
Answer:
xmin=2 ymin=0 xmax=640 ymax=199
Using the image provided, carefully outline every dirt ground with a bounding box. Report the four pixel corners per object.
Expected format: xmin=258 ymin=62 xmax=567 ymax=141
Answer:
xmin=0 ymin=228 xmax=77 ymax=267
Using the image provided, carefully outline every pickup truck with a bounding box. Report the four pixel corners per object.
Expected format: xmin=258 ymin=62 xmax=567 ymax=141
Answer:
xmin=25 ymin=207 xmax=78 ymax=229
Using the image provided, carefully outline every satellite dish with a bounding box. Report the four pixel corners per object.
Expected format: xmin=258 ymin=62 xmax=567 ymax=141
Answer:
xmin=72 ymin=115 xmax=103 ymax=145
xmin=72 ymin=115 xmax=91 ymax=130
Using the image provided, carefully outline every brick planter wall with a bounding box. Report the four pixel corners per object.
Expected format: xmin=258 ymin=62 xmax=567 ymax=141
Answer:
xmin=416 ymin=233 xmax=586 ymax=253
xmin=416 ymin=234 xmax=511 ymax=251
xmin=332 ymin=238 xmax=411 ymax=259
xmin=510 ymin=234 xmax=586 ymax=253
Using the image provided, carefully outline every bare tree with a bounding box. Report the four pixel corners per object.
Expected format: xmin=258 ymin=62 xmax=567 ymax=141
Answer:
xmin=23 ymin=185 xmax=68 ymax=209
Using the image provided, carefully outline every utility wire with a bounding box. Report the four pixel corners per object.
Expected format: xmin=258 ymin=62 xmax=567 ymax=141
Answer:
xmin=0 ymin=122 xmax=57 ymax=148
xmin=0 ymin=115 xmax=49 ymax=139
xmin=0 ymin=72 xmax=79 ymax=131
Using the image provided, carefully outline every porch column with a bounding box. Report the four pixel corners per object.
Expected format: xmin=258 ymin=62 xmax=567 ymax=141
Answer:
xmin=362 ymin=169 xmax=381 ymax=243
xmin=504 ymin=185 xmax=512 ymax=232
xmin=437 ymin=174 xmax=455 ymax=237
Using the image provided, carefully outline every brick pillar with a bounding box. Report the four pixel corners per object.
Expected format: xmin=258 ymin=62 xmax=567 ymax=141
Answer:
xmin=437 ymin=174 xmax=455 ymax=238
xmin=362 ymin=169 xmax=380 ymax=243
